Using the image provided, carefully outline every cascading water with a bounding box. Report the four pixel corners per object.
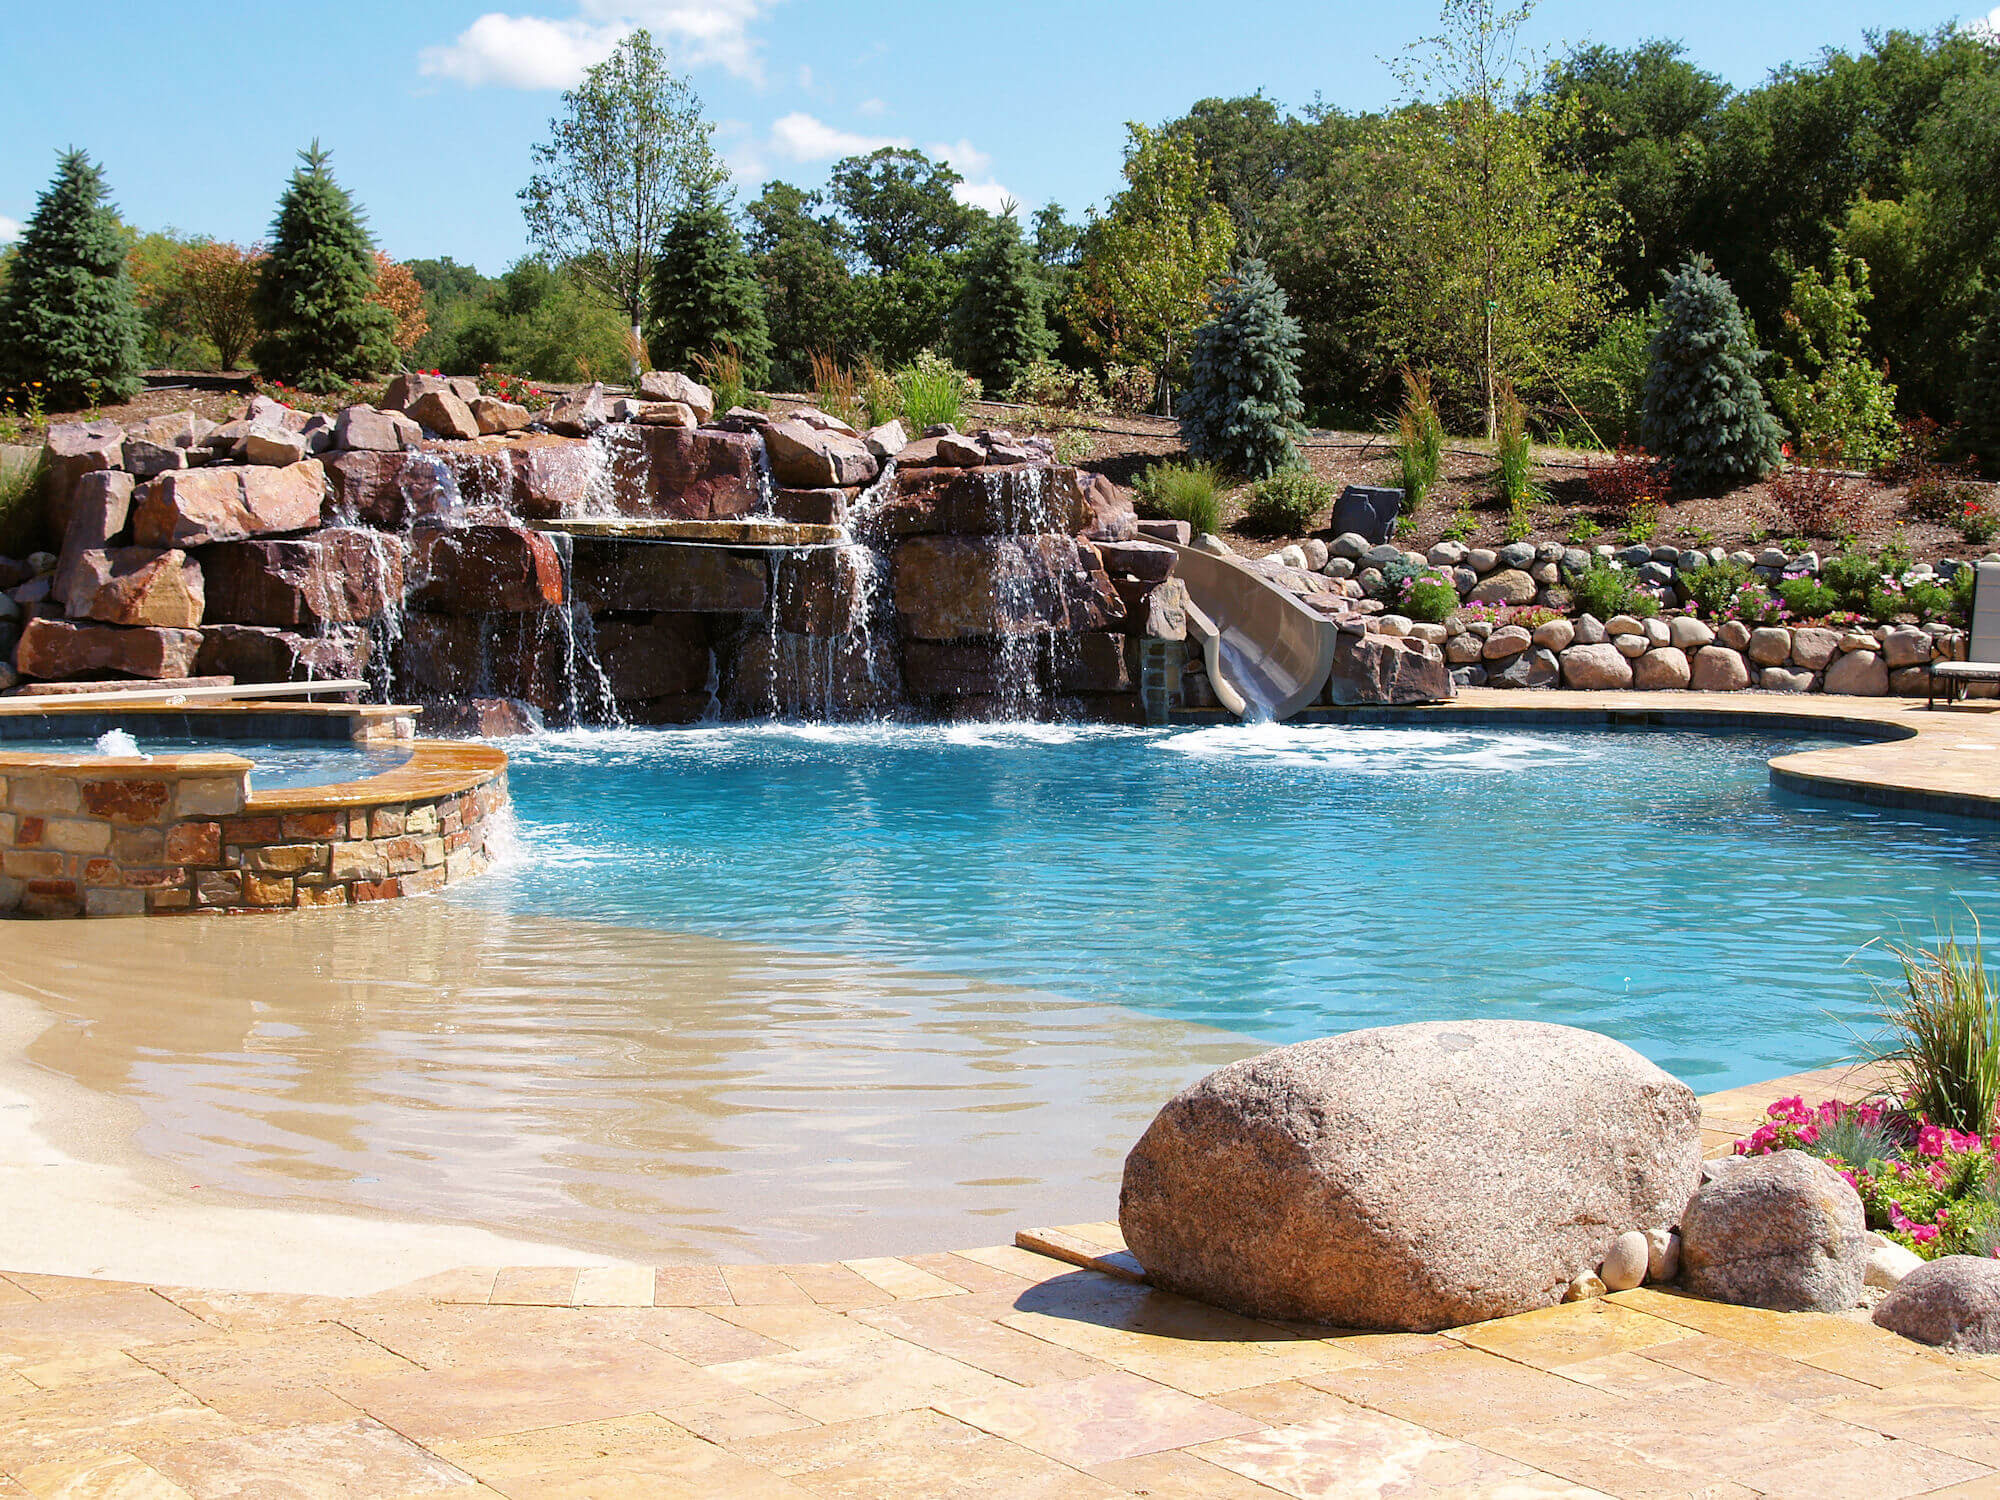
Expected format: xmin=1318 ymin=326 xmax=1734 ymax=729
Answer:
xmin=538 ymin=530 xmax=622 ymax=729
xmin=988 ymin=464 xmax=1066 ymax=721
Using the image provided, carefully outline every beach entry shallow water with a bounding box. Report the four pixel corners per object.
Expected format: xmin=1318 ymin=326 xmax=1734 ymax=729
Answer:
xmin=7 ymin=721 xmax=1999 ymax=1264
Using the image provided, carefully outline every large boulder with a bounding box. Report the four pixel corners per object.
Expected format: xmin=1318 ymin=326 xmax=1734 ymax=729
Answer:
xmin=408 ymin=525 xmax=564 ymax=613
xmin=199 ymin=530 xmax=404 ymax=626
xmin=1329 ymin=486 xmax=1403 ymax=546
xmin=1325 ymin=631 xmax=1453 ymax=706
xmin=1824 ymin=650 xmax=1890 ymax=697
xmin=1559 ymin=642 xmax=1634 ymax=690
xmin=132 ymin=462 xmax=326 ymax=548
xmin=1119 ymin=1021 xmax=1701 ymax=1331
xmin=893 ymin=535 xmax=1122 ymax=640
xmin=615 ymin=426 xmax=763 ymax=520
xmin=568 ymin=536 xmax=766 ymax=614
xmin=42 ymin=420 xmax=126 ymax=532
xmin=1874 ymin=1256 xmax=2000 ymax=1354
xmin=195 ymin=623 xmax=368 ymax=685
xmin=15 ymin=618 xmax=203 ymax=681
xmin=54 ymin=471 xmax=136 ymax=608
xmin=764 ymin=419 xmax=880 ymax=489
xmin=66 ymin=548 xmax=205 ymax=628
xmin=1680 ymin=1151 xmax=1867 ymax=1312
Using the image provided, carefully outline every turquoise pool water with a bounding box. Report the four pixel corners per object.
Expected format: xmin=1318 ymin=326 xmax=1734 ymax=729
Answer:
xmin=466 ymin=721 xmax=2000 ymax=1093
xmin=32 ymin=735 xmax=412 ymax=790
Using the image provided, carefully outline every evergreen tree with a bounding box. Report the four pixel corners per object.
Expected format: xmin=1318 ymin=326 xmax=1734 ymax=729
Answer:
xmin=0 ymin=149 xmax=144 ymax=405
xmin=951 ymin=213 xmax=1054 ymax=394
xmin=1639 ymin=256 xmax=1785 ymax=490
xmin=1962 ymin=293 xmax=2000 ymax=477
xmin=251 ymin=143 xmax=396 ymax=391
xmin=646 ymin=185 xmax=771 ymax=385
xmin=1178 ymin=259 xmax=1305 ymax=478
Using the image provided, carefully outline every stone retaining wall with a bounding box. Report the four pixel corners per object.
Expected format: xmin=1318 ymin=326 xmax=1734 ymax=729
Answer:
xmin=0 ymin=752 xmax=506 ymax=918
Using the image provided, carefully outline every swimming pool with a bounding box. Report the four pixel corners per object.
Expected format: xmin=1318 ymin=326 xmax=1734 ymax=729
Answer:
xmin=10 ymin=719 xmax=1995 ymax=1262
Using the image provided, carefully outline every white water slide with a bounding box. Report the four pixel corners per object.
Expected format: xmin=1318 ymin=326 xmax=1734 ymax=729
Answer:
xmin=1166 ymin=541 xmax=1338 ymax=722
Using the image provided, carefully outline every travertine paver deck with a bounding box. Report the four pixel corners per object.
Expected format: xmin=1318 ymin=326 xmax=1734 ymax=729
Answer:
xmin=0 ymin=1066 xmax=1984 ymax=1498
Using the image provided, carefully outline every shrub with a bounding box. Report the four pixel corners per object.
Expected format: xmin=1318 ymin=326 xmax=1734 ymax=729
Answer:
xmin=252 ymin=143 xmax=398 ymax=392
xmin=1952 ymin=565 xmax=1979 ymax=626
xmin=0 ymin=447 xmax=49 ymax=558
xmin=0 ymin=149 xmax=145 ymax=406
xmin=1821 ymin=548 xmax=1887 ymax=612
xmin=1398 ymin=572 xmax=1461 ymax=624
xmin=1570 ymin=302 xmax=1661 ymax=447
xmin=1681 ymin=558 xmax=1754 ymax=619
xmin=1179 ymin=258 xmax=1305 ymax=481
xmin=1768 ymin=249 xmax=1901 ymax=473
xmin=1737 ymin=1095 xmax=2000 ymax=1258
xmin=809 ymin=350 xmax=865 ymax=430
xmin=1135 ymin=460 xmax=1224 ymax=536
xmin=1861 ymin=930 xmax=2000 ymax=1136
xmin=1441 ymin=507 xmax=1477 ymax=542
xmin=1903 ymin=580 xmax=1956 ymax=623
xmin=894 ymin=351 xmax=973 ymax=432
xmin=1768 ymin=455 xmax=1861 ymax=540
xmin=1494 ymin=383 xmax=1543 ymax=517
xmin=1963 ymin=497 xmax=2000 ymax=546
xmin=1639 ymin=255 xmax=1785 ymax=490
xmin=1103 ymin=364 xmax=1154 ymax=414
xmin=1569 ymin=560 xmax=1658 ymax=619
xmin=1006 ymin=358 xmax=1107 ymax=413
xmin=1392 ymin=367 xmax=1445 ymax=511
xmin=476 ymin=365 xmax=551 ymax=411
xmin=1241 ymin=467 xmax=1332 ymax=536
xmin=1777 ymin=576 xmax=1839 ymax=619
xmin=693 ymin=344 xmax=762 ymax=416
xmin=1584 ymin=447 xmax=1673 ymax=522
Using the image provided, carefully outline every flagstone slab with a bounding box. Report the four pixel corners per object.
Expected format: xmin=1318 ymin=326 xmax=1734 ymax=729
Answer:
xmin=940 ymin=1369 xmax=1263 ymax=1468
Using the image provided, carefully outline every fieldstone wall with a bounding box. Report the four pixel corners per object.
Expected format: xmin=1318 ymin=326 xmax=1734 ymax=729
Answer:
xmin=0 ymin=754 xmax=506 ymax=918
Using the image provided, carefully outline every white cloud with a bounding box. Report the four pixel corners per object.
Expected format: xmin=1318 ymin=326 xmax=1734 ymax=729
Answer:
xmin=0 ymin=216 xmax=22 ymax=245
xmin=1981 ymin=6 xmax=2000 ymax=39
xmin=422 ymin=0 xmax=774 ymax=90
xmin=769 ymin=112 xmax=909 ymax=163
xmin=419 ymin=14 xmax=628 ymax=88
xmin=953 ymin=179 xmax=1017 ymax=214
xmin=856 ymin=97 xmax=887 ymax=118
xmin=929 ymin=139 xmax=991 ymax=178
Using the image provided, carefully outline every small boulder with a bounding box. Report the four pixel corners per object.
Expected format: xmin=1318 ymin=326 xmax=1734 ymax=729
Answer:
xmin=1865 ymin=1237 xmax=1925 ymax=1290
xmin=1326 ymin=632 xmax=1454 ymax=705
xmin=67 ymin=547 xmax=205 ymax=628
xmin=1468 ymin=568 xmax=1536 ymax=605
xmin=1600 ymin=1231 xmax=1649 ymax=1292
xmin=543 ymin=383 xmax=612 ymax=437
xmin=936 ymin=433 xmax=987 ymax=467
xmin=633 ymin=401 xmax=696 ymax=429
xmin=1646 ymin=1227 xmax=1681 ymax=1283
xmin=333 ymin=405 xmax=420 ymax=453
xmin=763 ymin=419 xmax=880 ymax=489
xmin=1689 ymin=645 xmax=1750 ymax=692
xmin=1680 ymin=1150 xmax=1867 ymax=1312
xmin=1633 ymin=646 xmax=1691 ymax=690
xmin=1747 ymin=627 xmax=1793 ymax=666
xmin=241 ymin=425 xmax=309 ymax=467
xmin=1824 ymin=650 xmax=1890 ymax=697
xmin=1119 ymin=1021 xmax=1702 ymax=1331
xmin=407 ymin=389 xmax=481 ymax=442
xmin=1790 ymin=627 xmax=1840 ymax=671
xmin=470 ymin=396 xmax=532 ymax=436
xmin=864 ymin=420 xmax=909 ymax=461
xmin=1874 ymin=1256 xmax=2000 ymax=1354
xmin=637 ymin=371 xmax=715 ymax=423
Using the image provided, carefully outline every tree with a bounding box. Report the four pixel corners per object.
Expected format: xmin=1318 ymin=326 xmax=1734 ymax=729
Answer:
xmin=1179 ymin=259 xmax=1306 ymax=478
xmin=828 ymin=148 xmax=981 ymax=275
xmin=1639 ymin=256 xmax=1784 ymax=490
xmin=1767 ymin=249 xmax=1899 ymax=469
xmin=647 ymin=184 xmax=771 ymax=385
xmin=369 ymin=253 xmax=429 ymax=356
xmin=0 ymin=149 xmax=145 ymax=404
xmin=1067 ymin=124 xmax=1236 ymax=413
xmin=520 ymin=28 xmax=725 ymax=379
xmin=951 ymin=211 xmax=1054 ymax=394
xmin=745 ymin=182 xmax=860 ymax=384
xmin=1961 ymin=293 xmax=2000 ymax=475
xmin=251 ymin=143 xmax=397 ymax=390
xmin=1374 ymin=0 xmax=1611 ymax=435
xmin=162 ymin=240 xmax=264 ymax=370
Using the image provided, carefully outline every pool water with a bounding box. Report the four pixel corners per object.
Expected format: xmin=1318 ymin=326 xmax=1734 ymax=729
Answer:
xmin=473 ymin=721 xmax=2000 ymax=1093
xmin=33 ymin=735 xmax=412 ymax=791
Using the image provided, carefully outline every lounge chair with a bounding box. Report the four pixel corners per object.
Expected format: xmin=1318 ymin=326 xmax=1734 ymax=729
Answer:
xmin=1928 ymin=559 xmax=2000 ymax=706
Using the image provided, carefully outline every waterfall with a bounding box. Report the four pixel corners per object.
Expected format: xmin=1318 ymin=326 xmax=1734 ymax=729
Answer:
xmin=541 ymin=530 xmax=622 ymax=729
xmin=988 ymin=465 xmax=1066 ymax=722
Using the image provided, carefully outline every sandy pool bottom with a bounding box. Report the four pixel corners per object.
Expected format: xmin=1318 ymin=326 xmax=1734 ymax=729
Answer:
xmin=0 ymin=900 xmax=1255 ymax=1293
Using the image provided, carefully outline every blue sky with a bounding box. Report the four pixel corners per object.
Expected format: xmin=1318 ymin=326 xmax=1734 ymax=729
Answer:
xmin=2 ymin=1 xmax=1993 ymax=275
